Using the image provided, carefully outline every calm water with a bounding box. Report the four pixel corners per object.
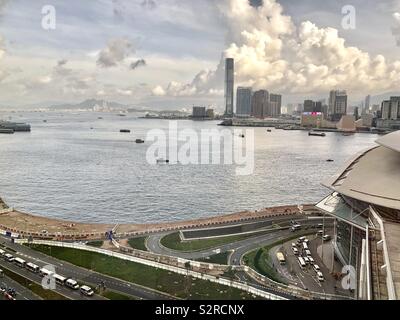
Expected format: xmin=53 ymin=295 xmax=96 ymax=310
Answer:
xmin=0 ymin=111 xmax=378 ymax=224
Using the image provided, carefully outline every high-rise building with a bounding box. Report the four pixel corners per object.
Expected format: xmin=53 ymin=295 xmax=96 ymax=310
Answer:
xmin=224 ymin=58 xmax=234 ymax=117
xmin=269 ymin=94 xmax=282 ymax=117
xmin=303 ymin=100 xmax=315 ymax=112
xmin=364 ymin=95 xmax=371 ymax=115
xmin=192 ymin=106 xmax=206 ymax=118
xmin=381 ymin=97 xmax=400 ymax=120
xmin=328 ymin=90 xmax=348 ymax=121
xmin=236 ymin=87 xmax=252 ymax=117
xmin=251 ymin=90 xmax=269 ymax=119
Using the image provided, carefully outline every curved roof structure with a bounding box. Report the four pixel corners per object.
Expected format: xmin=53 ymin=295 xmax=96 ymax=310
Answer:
xmin=322 ymin=131 xmax=400 ymax=210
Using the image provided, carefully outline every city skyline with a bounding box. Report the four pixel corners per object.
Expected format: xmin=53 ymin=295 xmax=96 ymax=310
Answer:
xmin=1 ymin=0 xmax=400 ymax=109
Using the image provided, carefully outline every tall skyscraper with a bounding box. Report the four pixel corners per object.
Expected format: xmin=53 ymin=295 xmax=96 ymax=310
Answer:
xmin=224 ymin=58 xmax=234 ymax=117
xmin=328 ymin=90 xmax=348 ymax=121
xmin=364 ymin=95 xmax=371 ymax=114
xmin=269 ymin=94 xmax=282 ymax=117
xmin=303 ymin=100 xmax=315 ymax=112
xmin=251 ymin=90 xmax=269 ymax=119
xmin=236 ymin=87 xmax=252 ymax=116
xmin=382 ymin=96 xmax=400 ymax=120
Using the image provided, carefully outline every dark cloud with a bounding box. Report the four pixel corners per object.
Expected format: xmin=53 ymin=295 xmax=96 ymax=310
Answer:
xmin=141 ymin=0 xmax=156 ymax=10
xmin=97 ymin=38 xmax=135 ymax=68
xmin=249 ymin=0 xmax=263 ymax=7
xmin=130 ymin=59 xmax=146 ymax=70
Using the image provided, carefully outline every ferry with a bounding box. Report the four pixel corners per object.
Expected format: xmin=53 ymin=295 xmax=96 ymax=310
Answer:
xmin=308 ymin=131 xmax=326 ymax=137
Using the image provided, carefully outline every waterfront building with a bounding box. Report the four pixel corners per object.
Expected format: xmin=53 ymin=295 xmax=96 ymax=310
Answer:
xmin=192 ymin=106 xmax=206 ymax=118
xmin=236 ymin=87 xmax=252 ymax=117
xmin=328 ymin=90 xmax=348 ymax=121
xmin=304 ymin=100 xmax=323 ymax=113
xmin=269 ymin=94 xmax=282 ymax=117
xmin=378 ymin=97 xmax=400 ymax=130
xmin=316 ymin=130 xmax=400 ymax=300
xmin=251 ymin=90 xmax=269 ymax=119
xmin=224 ymin=58 xmax=234 ymax=117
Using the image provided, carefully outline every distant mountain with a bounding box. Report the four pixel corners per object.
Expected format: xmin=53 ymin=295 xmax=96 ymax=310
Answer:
xmin=49 ymin=99 xmax=131 ymax=110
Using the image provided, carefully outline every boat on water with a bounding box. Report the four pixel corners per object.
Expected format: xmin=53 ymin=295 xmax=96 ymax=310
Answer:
xmin=239 ymin=134 xmax=245 ymax=138
xmin=0 ymin=121 xmax=31 ymax=132
xmin=0 ymin=128 xmax=14 ymax=134
xmin=120 ymin=129 xmax=131 ymax=133
xmin=308 ymin=131 xmax=326 ymax=137
xmin=135 ymin=139 xmax=145 ymax=144
xmin=267 ymin=129 xmax=272 ymax=132
xmin=326 ymin=159 xmax=334 ymax=162
xmin=157 ymin=159 xmax=170 ymax=164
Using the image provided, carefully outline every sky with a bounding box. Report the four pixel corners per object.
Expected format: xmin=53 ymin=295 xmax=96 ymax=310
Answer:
xmin=1 ymin=0 xmax=400 ymax=110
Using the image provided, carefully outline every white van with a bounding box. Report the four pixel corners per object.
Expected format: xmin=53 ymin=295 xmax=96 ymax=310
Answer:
xmin=323 ymin=235 xmax=331 ymax=242
xmin=317 ymin=271 xmax=324 ymax=282
xmin=80 ymin=285 xmax=94 ymax=297
xmin=4 ymin=253 xmax=14 ymax=262
xmin=303 ymin=256 xmax=310 ymax=264
xmin=308 ymin=256 xmax=315 ymax=264
xmin=292 ymin=247 xmax=299 ymax=256
xmin=65 ymin=279 xmax=79 ymax=290
xmin=302 ymin=242 xmax=309 ymax=250
xmin=0 ymin=249 xmax=5 ymax=256
xmin=313 ymin=264 xmax=321 ymax=272
xmin=305 ymin=249 xmax=312 ymax=257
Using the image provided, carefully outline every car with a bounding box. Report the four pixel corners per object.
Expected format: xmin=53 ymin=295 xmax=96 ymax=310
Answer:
xmin=313 ymin=264 xmax=321 ymax=272
xmin=298 ymin=236 xmax=306 ymax=243
xmin=80 ymin=285 xmax=94 ymax=297
xmin=291 ymin=242 xmax=297 ymax=248
xmin=317 ymin=271 xmax=324 ymax=282
xmin=303 ymin=257 xmax=310 ymax=264
xmin=317 ymin=230 xmax=324 ymax=236
xmin=304 ymin=239 xmax=310 ymax=244
xmin=292 ymin=247 xmax=299 ymax=256
xmin=305 ymin=249 xmax=312 ymax=257
xmin=323 ymin=235 xmax=331 ymax=242
xmin=308 ymin=256 xmax=315 ymax=264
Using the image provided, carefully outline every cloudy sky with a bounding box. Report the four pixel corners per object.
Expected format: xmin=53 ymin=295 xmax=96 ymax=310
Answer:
xmin=1 ymin=0 xmax=400 ymax=110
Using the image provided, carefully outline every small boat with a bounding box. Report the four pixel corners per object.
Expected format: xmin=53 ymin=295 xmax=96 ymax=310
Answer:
xmin=98 ymin=117 xmax=103 ymax=120
xmin=135 ymin=139 xmax=145 ymax=144
xmin=0 ymin=128 xmax=14 ymax=134
xmin=157 ymin=159 xmax=170 ymax=164
xmin=326 ymin=159 xmax=334 ymax=162
xmin=267 ymin=129 xmax=272 ymax=132
xmin=43 ymin=120 xmax=47 ymax=123
xmin=120 ymin=129 xmax=131 ymax=133
xmin=239 ymin=134 xmax=245 ymax=138
xmin=308 ymin=131 xmax=326 ymax=137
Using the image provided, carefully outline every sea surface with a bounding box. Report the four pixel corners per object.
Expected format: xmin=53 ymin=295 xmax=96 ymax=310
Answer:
xmin=0 ymin=111 xmax=378 ymax=224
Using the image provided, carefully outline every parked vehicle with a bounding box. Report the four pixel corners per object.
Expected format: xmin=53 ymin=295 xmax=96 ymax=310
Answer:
xmin=4 ymin=253 xmax=14 ymax=262
xmin=323 ymin=235 xmax=331 ymax=242
xmin=292 ymin=247 xmax=299 ymax=256
xmin=317 ymin=271 xmax=325 ymax=282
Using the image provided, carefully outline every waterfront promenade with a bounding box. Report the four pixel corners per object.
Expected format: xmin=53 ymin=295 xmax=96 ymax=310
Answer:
xmin=0 ymin=197 xmax=318 ymax=240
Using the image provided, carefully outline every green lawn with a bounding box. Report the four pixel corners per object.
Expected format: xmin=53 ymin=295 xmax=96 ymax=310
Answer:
xmin=0 ymin=264 xmax=69 ymax=300
xmin=102 ymin=290 xmax=138 ymax=300
xmin=27 ymin=244 xmax=258 ymax=300
xmin=86 ymin=240 xmax=104 ymax=248
xmin=161 ymin=230 xmax=275 ymax=252
xmin=127 ymin=236 xmax=148 ymax=251
xmin=196 ymin=251 xmax=231 ymax=265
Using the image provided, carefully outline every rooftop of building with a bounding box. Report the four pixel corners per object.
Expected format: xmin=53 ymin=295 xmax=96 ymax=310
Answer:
xmin=322 ymin=131 xmax=400 ymax=210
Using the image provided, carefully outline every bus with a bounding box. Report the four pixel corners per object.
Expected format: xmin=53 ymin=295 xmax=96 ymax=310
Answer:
xmin=298 ymin=257 xmax=306 ymax=270
xmin=54 ymin=274 xmax=67 ymax=286
xmin=65 ymin=279 xmax=80 ymax=290
xmin=302 ymin=242 xmax=308 ymax=250
xmin=26 ymin=262 xmax=40 ymax=273
xmin=39 ymin=268 xmax=54 ymax=278
xmin=14 ymin=257 xmax=26 ymax=268
xmin=276 ymin=252 xmax=286 ymax=265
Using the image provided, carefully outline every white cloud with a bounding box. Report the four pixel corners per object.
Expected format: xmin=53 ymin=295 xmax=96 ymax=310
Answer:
xmin=152 ymin=85 xmax=166 ymax=96
xmin=155 ymin=0 xmax=400 ymax=99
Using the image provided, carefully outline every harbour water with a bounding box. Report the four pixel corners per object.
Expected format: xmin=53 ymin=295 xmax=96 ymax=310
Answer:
xmin=0 ymin=111 xmax=378 ymax=224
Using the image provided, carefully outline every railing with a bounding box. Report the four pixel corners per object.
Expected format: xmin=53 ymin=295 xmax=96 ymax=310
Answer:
xmin=16 ymin=239 xmax=288 ymax=301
